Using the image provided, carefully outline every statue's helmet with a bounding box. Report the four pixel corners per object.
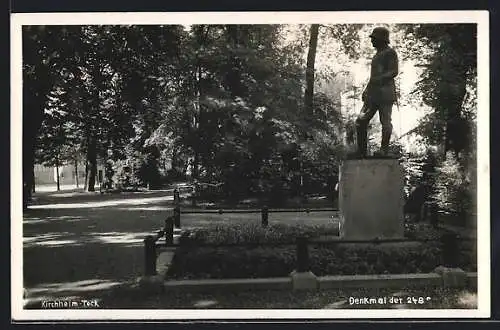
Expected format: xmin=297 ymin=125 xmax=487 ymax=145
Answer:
xmin=369 ymin=27 xmax=390 ymax=43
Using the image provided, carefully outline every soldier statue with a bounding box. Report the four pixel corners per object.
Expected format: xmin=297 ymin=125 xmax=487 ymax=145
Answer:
xmin=355 ymin=27 xmax=399 ymax=157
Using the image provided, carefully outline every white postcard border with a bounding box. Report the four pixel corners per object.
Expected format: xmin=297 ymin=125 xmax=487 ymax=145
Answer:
xmin=11 ymin=10 xmax=491 ymax=321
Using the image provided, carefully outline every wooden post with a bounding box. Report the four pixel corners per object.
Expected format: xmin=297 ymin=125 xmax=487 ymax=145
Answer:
xmin=174 ymin=206 xmax=181 ymax=228
xmin=261 ymin=205 xmax=269 ymax=227
xmin=441 ymin=232 xmax=459 ymax=267
xmin=419 ymin=202 xmax=428 ymax=223
xmin=174 ymin=188 xmax=180 ymax=207
xmin=296 ymin=236 xmax=310 ymax=272
xmin=430 ymin=203 xmax=438 ymax=228
xmin=144 ymin=235 xmax=157 ymax=276
xmin=165 ymin=216 xmax=174 ymax=245
xmin=191 ymin=182 xmax=197 ymax=206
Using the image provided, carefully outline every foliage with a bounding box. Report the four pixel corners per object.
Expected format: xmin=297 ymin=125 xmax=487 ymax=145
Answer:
xmin=167 ymin=241 xmax=475 ymax=280
xmin=110 ymin=146 xmax=163 ymax=190
xmin=24 ymin=24 xmax=359 ymax=198
xmin=434 ymin=152 xmax=476 ymax=226
xmin=399 ymin=24 xmax=476 ymax=157
xmin=401 ymin=147 xmax=438 ymax=211
xmin=112 ymin=157 xmax=143 ymax=190
xmin=25 ymin=23 xmax=477 ymax=218
xmin=26 ymin=25 xmax=183 ymax=192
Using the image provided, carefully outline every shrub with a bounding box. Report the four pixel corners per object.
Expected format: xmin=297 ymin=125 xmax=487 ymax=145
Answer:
xmin=184 ymin=222 xmax=339 ymax=245
xmin=111 ymin=149 xmax=162 ymax=190
xmin=166 ymin=220 xmax=476 ymax=280
xmin=166 ymin=240 xmax=476 ymax=280
xmin=112 ymin=157 xmax=143 ymax=189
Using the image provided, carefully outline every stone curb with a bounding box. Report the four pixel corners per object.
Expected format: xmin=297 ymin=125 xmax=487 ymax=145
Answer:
xmin=164 ymin=277 xmax=292 ymax=292
xmin=154 ymin=272 xmax=477 ymax=294
xmin=318 ymin=273 xmax=442 ymax=290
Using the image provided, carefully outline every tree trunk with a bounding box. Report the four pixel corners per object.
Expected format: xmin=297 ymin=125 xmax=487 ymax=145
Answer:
xmin=74 ymin=158 xmax=79 ymax=188
xmin=84 ymin=160 xmax=88 ymax=191
xmin=439 ymin=62 xmax=468 ymax=159
xmin=55 ymin=158 xmax=60 ymax=191
xmin=304 ymin=24 xmax=319 ymax=118
xmin=23 ymin=151 xmax=34 ymax=205
xmin=87 ymin=137 xmax=97 ymax=192
xmin=31 ymin=164 xmax=36 ymax=193
xmin=225 ymin=25 xmax=244 ymax=98
xmin=192 ymin=59 xmax=202 ymax=183
xmin=23 ymin=121 xmax=38 ymax=205
xmin=23 ymin=55 xmax=51 ymax=207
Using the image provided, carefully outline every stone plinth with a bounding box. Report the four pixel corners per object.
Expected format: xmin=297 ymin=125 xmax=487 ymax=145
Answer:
xmin=339 ymin=158 xmax=404 ymax=239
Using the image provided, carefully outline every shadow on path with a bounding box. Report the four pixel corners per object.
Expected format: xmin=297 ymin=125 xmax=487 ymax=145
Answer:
xmin=21 ymin=190 xmax=337 ymax=306
xmin=22 ymin=193 xmax=173 ymax=302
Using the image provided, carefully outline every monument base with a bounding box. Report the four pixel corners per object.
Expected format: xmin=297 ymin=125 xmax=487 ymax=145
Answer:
xmin=339 ymin=158 xmax=404 ymax=240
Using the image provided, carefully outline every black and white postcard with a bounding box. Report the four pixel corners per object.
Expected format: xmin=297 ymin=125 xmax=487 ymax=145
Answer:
xmin=10 ymin=10 xmax=490 ymax=321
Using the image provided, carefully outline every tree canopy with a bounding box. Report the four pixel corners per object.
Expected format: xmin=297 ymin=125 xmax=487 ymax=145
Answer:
xmin=23 ymin=23 xmax=478 ymax=216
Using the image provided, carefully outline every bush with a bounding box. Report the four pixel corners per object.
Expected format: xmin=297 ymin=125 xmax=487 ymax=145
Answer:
xmin=112 ymin=158 xmax=143 ymax=189
xmin=167 ymin=246 xmax=296 ymax=280
xmin=111 ymin=149 xmax=162 ymax=190
xmin=166 ymin=222 xmax=476 ymax=280
xmin=166 ymin=242 xmax=475 ymax=280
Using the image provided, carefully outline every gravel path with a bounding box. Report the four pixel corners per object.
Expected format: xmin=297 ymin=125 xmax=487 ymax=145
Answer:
xmin=22 ymin=190 xmax=336 ymax=303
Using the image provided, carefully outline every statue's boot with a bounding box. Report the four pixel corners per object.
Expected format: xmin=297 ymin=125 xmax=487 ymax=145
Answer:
xmin=355 ymin=126 xmax=368 ymax=158
xmin=374 ymin=128 xmax=392 ymax=157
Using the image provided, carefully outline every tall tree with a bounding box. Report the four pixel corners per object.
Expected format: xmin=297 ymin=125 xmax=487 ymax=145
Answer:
xmin=23 ymin=26 xmax=56 ymax=202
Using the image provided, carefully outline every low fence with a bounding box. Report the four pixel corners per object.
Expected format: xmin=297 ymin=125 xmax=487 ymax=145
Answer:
xmin=171 ymin=188 xmax=336 ymax=228
xmin=144 ymin=216 xmax=473 ymax=276
xmin=143 ymin=189 xmax=467 ymax=276
xmin=143 ymin=205 xmax=335 ymax=276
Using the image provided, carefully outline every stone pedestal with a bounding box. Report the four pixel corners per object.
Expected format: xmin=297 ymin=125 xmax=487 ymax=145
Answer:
xmin=339 ymin=158 xmax=404 ymax=239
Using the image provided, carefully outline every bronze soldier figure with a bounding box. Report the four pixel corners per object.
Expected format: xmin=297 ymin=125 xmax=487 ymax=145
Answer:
xmin=355 ymin=27 xmax=399 ymax=157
